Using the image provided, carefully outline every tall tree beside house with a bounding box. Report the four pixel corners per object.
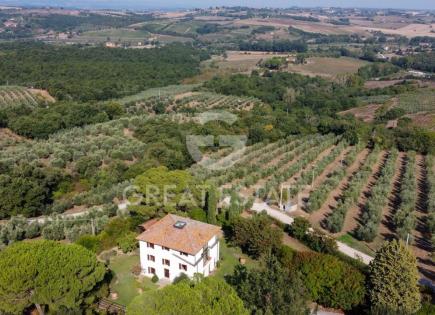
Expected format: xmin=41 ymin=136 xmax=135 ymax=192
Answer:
xmin=127 ymin=277 xmax=248 ymax=315
xmin=206 ymin=184 xmax=218 ymax=224
xmin=0 ymin=240 xmax=106 ymax=314
xmin=367 ymin=239 xmax=421 ymax=315
xmin=229 ymin=213 xmax=282 ymax=259
xmin=292 ymin=252 xmax=365 ymax=310
xmin=228 ymin=190 xmax=242 ymax=220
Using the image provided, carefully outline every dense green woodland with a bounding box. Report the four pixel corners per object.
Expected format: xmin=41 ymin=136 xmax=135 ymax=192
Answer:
xmin=0 ymin=42 xmax=208 ymax=101
xmin=392 ymin=52 xmax=435 ymax=73
xmin=205 ymin=71 xmax=357 ymax=113
xmin=29 ymin=13 xmax=153 ymax=32
xmin=239 ymin=39 xmax=308 ymax=53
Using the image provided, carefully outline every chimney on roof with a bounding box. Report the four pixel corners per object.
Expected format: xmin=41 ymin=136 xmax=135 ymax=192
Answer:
xmin=174 ymin=221 xmax=187 ymax=229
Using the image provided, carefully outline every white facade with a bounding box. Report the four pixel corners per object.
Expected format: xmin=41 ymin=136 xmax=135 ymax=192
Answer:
xmin=139 ymin=235 xmax=220 ymax=282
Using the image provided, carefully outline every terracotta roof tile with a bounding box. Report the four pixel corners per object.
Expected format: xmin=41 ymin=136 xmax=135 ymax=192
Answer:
xmin=139 ymin=218 xmax=159 ymax=230
xmin=136 ymin=214 xmax=221 ymax=255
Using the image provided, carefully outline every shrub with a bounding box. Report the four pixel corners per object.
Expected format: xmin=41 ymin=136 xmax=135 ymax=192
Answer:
xmin=304 ymin=229 xmax=338 ymax=254
xmin=0 ymin=216 xmax=30 ymax=245
xmin=99 ymin=217 xmax=134 ymax=250
xmin=289 ymin=217 xmax=310 ymax=239
xmin=131 ymin=264 xmax=142 ymax=276
xmin=50 ymin=199 xmax=73 ymax=214
xmin=288 ymin=219 xmax=338 ymax=255
xmin=25 ymin=222 xmax=40 ymax=239
xmin=76 ymin=234 xmax=102 ymax=253
xmin=41 ymin=221 xmax=65 ymax=240
xmin=151 ymin=275 xmax=159 ymax=283
xmin=64 ymin=224 xmax=92 ymax=242
xmin=227 ymin=255 xmax=309 ymax=315
xmin=276 ymin=245 xmax=295 ymax=266
xmin=117 ymin=232 xmax=138 ymax=253
xmin=173 ymin=273 xmax=190 ymax=284
xmin=229 ymin=213 xmax=282 ymax=259
xmin=294 ymin=252 xmax=365 ymax=310
xmin=189 ymin=208 xmax=207 ymax=222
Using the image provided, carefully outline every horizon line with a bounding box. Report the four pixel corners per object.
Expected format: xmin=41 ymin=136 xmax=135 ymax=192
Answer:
xmin=0 ymin=3 xmax=434 ymax=12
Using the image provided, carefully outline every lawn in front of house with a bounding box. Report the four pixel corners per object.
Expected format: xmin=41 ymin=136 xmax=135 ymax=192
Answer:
xmin=213 ymin=238 xmax=258 ymax=280
xmin=108 ymin=252 xmax=158 ymax=306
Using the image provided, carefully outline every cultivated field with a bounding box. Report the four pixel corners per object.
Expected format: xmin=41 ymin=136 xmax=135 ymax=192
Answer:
xmin=123 ymin=90 xmax=264 ymax=115
xmin=339 ymin=104 xmax=383 ymax=122
xmin=81 ymin=28 xmax=151 ymax=40
xmin=220 ymin=50 xmax=291 ymax=70
xmin=235 ymin=18 xmax=363 ymax=35
xmin=405 ymin=112 xmax=435 ymax=131
xmin=340 ymin=88 xmax=435 ymax=127
xmin=235 ymin=17 xmax=435 ymax=38
xmin=363 ymin=23 xmax=435 ymax=38
xmin=185 ymin=51 xmax=292 ymax=83
xmin=191 ymin=136 xmax=435 ymax=279
xmin=364 ymin=80 xmax=405 ymax=89
xmin=396 ymin=89 xmax=435 ymax=114
xmin=0 ymin=86 xmax=44 ymax=109
xmin=70 ymin=27 xmax=193 ymax=44
xmin=115 ymin=84 xmax=198 ymax=105
xmin=286 ymin=57 xmax=369 ymax=78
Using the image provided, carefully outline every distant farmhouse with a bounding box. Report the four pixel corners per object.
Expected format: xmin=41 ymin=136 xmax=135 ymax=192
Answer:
xmin=137 ymin=214 xmax=221 ymax=282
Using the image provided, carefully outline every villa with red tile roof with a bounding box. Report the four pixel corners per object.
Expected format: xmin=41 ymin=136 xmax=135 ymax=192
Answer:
xmin=137 ymin=214 xmax=221 ymax=282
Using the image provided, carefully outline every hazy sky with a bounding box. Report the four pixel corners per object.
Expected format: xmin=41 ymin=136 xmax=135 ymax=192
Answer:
xmin=1 ymin=0 xmax=434 ymax=10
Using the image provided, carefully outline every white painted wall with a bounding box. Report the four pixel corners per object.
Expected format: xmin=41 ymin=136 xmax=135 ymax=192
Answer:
xmin=139 ymin=235 xmax=220 ymax=282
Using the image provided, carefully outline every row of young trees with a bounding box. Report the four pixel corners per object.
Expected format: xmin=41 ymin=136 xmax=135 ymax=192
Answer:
xmin=289 ymin=140 xmax=348 ymax=199
xmin=307 ymin=144 xmax=362 ymax=212
xmin=197 ymin=134 xmax=328 ymax=192
xmin=393 ymin=152 xmax=417 ymax=240
xmin=259 ymin=135 xmax=338 ymax=201
xmin=355 ymin=149 xmax=399 ymax=242
xmin=126 ymin=91 xmax=263 ymax=116
xmin=325 ymin=149 xmax=382 ymax=233
xmin=209 ymin=135 xmax=303 ymax=187
xmin=191 ymin=137 xmax=282 ymax=182
xmin=236 ymin=138 xmax=305 ymax=189
xmin=235 ymin=136 xmax=324 ymax=189
xmin=0 ymin=86 xmax=39 ymax=109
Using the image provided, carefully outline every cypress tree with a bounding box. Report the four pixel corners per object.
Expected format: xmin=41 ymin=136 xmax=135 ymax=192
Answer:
xmin=368 ymin=239 xmax=421 ymax=314
xmin=207 ymin=184 xmax=217 ymax=224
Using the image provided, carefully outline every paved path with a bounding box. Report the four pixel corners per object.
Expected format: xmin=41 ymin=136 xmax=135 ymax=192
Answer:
xmin=336 ymin=242 xmax=373 ymax=264
xmin=252 ymin=202 xmax=373 ymax=264
xmin=252 ymin=202 xmax=294 ymax=225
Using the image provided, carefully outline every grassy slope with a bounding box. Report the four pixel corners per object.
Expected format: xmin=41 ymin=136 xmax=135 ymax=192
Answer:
xmin=109 ymin=253 xmax=158 ymax=306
